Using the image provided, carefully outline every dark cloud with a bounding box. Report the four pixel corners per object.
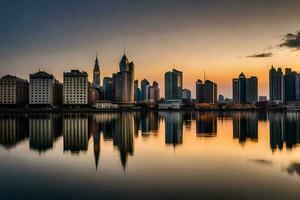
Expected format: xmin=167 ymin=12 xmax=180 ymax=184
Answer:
xmin=285 ymin=162 xmax=300 ymax=177
xmin=247 ymin=52 xmax=273 ymax=58
xmin=280 ymin=31 xmax=300 ymax=50
xmin=248 ymin=159 xmax=273 ymax=166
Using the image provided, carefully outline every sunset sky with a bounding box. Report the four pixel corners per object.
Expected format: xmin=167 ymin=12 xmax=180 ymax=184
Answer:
xmin=1 ymin=0 xmax=300 ymax=98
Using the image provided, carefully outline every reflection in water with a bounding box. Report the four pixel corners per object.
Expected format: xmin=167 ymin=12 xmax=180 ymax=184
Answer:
xmin=2 ymin=111 xmax=300 ymax=168
xmin=195 ymin=112 xmax=217 ymax=137
xmin=233 ymin=112 xmax=258 ymax=144
xmin=269 ymin=113 xmax=300 ymax=151
xmin=0 ymin=114 xmax=29 ymax=149
xmin=163 ymin=112 xmax=183 ymax=147
xmin=63 ymin=114 xmax=89 ymax=153
xmin=29 ymin=115 xmax=62 ymax=152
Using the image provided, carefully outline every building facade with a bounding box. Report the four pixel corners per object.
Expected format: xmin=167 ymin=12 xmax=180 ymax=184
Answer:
xmin=29 ymin=71 xmax=63 ymax=106
xmin=0 ymin=75 xmax=28 ymax=105
xmin=112 ymin=54 xmax=135 ymax=103
xmin=182 ymin=88 xmax=192 ymax=100
xmin=269 ymin=66 xmax=284 ymax=102
xmin=165 ymin=69 xmax=183 ymax=101
xmin=232 ymin=73 xmax=258 ymax=104
xmin=63 ymin=70 xmax=88 ymax=105
xmin=148 ymin=81 xmax=160 ymax=102
xmin=196 ymin=79 xmax=217 ymax=103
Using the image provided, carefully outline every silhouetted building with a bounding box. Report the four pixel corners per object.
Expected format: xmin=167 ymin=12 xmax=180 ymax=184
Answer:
xmin=63 ymin=70 xmax=88 ymax=104
xmin=165 ymin=69 xmax=183 ymax=101
xmin=29 ymin=71 xmax=63 ymax=106
xmin=196 ymin=79 xmax=217 ymax=103
xmin=103 ymin=77 xmax=113 ymax=101
xmin=269 ymin=66 xmax=284 ymax=102
xmin=148 ymin=81 xmax=160 ymax=102
xmin=182 ymin=88 xmax=191 ymax=100
xmin=134 ymin=80 xmax=142 ymax=102
xmin=232 ymin=73 xmax=258 ymax=104
xmin=0 ymin=75 xmax=29 ymax=105
xmin=285 ymin=68 xmax=297 ymax=102
xmin=93 ymin=55 xmax=101 ymax=88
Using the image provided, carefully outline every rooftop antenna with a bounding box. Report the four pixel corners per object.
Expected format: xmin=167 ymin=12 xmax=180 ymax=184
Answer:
xmin=123 ymin=46 xmax=126 ymax=55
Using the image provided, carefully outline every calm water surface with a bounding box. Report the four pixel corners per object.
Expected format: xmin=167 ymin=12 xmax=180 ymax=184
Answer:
xmin=0 ymin=111 xmax=300 ymax=199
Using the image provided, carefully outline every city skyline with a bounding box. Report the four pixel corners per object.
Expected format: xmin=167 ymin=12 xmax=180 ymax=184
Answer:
xmin=1 ymin=1 xmax=300 ymax=98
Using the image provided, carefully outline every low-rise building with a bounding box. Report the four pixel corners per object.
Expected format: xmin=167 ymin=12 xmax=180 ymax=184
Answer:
xmin=0 ymin=75 xmax=29 ymax=105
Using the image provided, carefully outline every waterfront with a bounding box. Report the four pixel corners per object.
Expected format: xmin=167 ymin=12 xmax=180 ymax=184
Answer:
xmin=0 ymin=111 xmax=300 ymax=199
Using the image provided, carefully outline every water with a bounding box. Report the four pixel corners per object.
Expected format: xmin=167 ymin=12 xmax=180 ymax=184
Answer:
xmin=0 ymin=111 xmax=300 ymax=199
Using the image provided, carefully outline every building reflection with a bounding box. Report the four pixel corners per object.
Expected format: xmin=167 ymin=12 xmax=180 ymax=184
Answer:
xmin=269 ymin=112 xmax=300 ymax=151
xmin=232 ymin=112 xmax=258 ymax=144
xmin=183 ymin=112 xmax=192 ymax=131
xmin=29 ymin=114 xmax=62 ymax=152
xmin=63 ymin=114 xmax=89 ymax=153
xmin=195 ymin=112 xmax=217 ymax=137
xmin=162 ymin=112 xmax=183 ymax=147
xmin=139 ymin=112 xmax=160 ymax=136
xmin=0 ymin=114 xmax=29 ymax=149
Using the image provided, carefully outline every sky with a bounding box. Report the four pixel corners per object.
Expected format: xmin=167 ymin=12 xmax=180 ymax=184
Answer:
xmin=1 ymin=0 xmax=300 ymax=98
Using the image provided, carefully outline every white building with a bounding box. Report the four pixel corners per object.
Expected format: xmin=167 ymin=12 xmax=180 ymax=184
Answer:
xmin=29 ymin=71 xmax=63 ymax=106
xmin=63 ymin=70 xmax=88 ymax=105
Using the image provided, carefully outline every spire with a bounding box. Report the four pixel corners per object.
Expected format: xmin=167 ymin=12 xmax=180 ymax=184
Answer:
xmin=94 ymin=54 xmax=100 ymax=71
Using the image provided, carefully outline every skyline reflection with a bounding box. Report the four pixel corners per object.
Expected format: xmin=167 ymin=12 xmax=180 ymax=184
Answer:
xmin=1 ymin=111 xmax=300 ymax=170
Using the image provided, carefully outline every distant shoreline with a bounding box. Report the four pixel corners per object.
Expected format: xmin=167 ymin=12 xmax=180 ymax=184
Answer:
xmin=0 ymin=107 xmax=291 ymax=113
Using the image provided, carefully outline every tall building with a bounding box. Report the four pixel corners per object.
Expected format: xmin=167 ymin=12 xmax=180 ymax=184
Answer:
xmin=63 ymin=70 xmax=88 ymax=104
xmin=148 ymin=81 xmax=160 ymax=102
xmin=165 ymin=69 xmax=183 ymax=101
xmin=141 ymin=79 xmax=150 ymax=101
xmin=284 ymin=68 xmax=296 ymax=102
xmin=93 ymin=55 xmax=100 ymax=87
xmin=103 ymin=77 xmax=113 ymax=101
xmin=246 ymin=76 xmax=258 ymax=103
xmin=196 ymin=79 xmax=217 ymax=103
xmin=134 ymin=80 xmax=142 ymax=102
xmin=112 ymin=54 xmax=135 ymax=103
xmin=182 ymin=88 xmax=192 ymax=100
xmin=232 ymin=73 xmax=258 ymax=104
xmin=269 ymin=66 xmax=284 ymax=102
xmin=0 ymin=75 xmax=29 ymax=105
xmin=29 ymin=71 xmax=63 ymax=106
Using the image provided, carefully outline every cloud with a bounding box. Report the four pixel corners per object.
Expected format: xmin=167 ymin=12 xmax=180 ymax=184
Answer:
xmin=248 ymin=158 xmax=273 ymax=166
xmin=247 ymin=52 xmax=273 ymax=58
xmin=280 ymin=31 xmax=300 ymax=50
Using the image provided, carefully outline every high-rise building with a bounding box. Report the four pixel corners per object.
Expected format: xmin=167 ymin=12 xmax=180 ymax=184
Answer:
xmin=232 ymin=73 xmax=258 ymax=104
xmin=148 ymin=81 xmax=160 ymax=102
xmin=165 ymin=69 xmax=183 ymax=101
xmin=112 ymin=54 xmax=134 ymax=103
xmin=284 ymin=68 xmax=296 ymax=102
xmin=134 ymin=80 xmax=142 ymax=102
xmin=63 ymin=70 xmax=88 ymax=104
xmin=269 ymin=66 xmax=284 ymax=102
xmin=29 ymin=71 xmax=63 ymax=106
xmin=103 ymin=77 xmax=113 ymax=101
xmin=246 ymin=76 xmax=258 ymax=103
xmin=141 ymin=79 xmax=150 ymax=100
xmin=93 ymin=55 xmax=100 ymax=88
xmin=196 ymin=79 xmax=217 ymax=103
xmin=182 ymin=88 xmax=191 ymax=100
xmin=0 ymin=75 xmax=29 ymax=105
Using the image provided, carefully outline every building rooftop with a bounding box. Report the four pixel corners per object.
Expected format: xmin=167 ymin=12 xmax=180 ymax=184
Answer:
xmin=30 ymin=71 xmax=53 ymax=79
xmin=1 ymin=75 xmax=28 ymax=82
xmin=64 ymin=70 xmax=88 ymax=77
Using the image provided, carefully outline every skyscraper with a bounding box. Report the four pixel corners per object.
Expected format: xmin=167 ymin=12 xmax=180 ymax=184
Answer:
xmin=148 ymin=81 xmax=160 ymax=102
xmin=112 ymin=54 xmax=135 ymax=103
xmin=196 ymin=79 xmax=217 ymax=103
xmin=232 ymin=73 xmax=258 ymax=104
xmin=93 ymin=55 xmax=100 ymax=87
xmin=103 ymin=77 xmax=113 ymax=101
xmin=269 ymin=66 xmax=284 ymax=102
xmin=182 ymin=88 xmax=192 ymax=100
xmin=284 ymin=68 xmax=296 ymax=102
xmin=165 ymin=69 xmax=183 ymax=101
xmin=141 ymin=79 xmax=150 ymax=101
